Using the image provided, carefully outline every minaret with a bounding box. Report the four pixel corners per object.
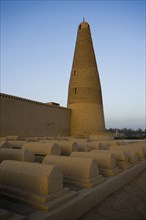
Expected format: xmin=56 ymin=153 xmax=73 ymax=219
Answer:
xmin=67 ymin=21 xmax=105 ymax=137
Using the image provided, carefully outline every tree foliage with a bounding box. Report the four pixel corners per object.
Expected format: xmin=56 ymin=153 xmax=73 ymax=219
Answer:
xmin=107 ymin=128 xmax=146 ymax=139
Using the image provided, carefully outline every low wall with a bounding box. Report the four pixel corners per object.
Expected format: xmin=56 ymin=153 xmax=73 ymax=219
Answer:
xmin=0 ymin=93 xmax=71 ymax=137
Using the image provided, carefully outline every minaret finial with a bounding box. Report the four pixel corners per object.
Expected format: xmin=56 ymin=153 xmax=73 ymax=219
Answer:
xmin=83 ymin=17 xmax=85 ymax=22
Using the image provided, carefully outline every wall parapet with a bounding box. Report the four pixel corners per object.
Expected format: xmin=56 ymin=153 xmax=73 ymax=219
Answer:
xmin=0 ymin=93 xmax=68 ymax=110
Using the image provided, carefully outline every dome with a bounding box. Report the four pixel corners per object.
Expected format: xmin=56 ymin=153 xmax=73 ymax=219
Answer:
xmin=78 ymin=21 xmax=90 ymax=29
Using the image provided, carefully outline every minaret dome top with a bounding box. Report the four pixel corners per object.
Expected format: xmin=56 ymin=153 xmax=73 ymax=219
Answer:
xmin=78 ymin=21 xmax=90 ymax=30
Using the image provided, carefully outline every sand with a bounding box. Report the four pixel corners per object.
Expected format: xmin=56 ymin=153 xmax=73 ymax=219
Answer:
xmin=78 ymin=171 xmax=146 ymax=220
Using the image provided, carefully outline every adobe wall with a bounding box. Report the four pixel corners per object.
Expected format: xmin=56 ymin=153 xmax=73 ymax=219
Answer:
xmin=0 ymin=93 xmax=71 ymax=137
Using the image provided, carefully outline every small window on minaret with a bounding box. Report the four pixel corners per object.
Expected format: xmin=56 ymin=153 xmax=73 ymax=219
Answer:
xmin=74 ymin=88 xmax=77 ymax=94
xmin=79 ymin=25 xmax=81 ymax=30
xmin=74 ymin=70 xmax=76 ymax=76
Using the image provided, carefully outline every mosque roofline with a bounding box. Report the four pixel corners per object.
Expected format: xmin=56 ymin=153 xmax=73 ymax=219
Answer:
xmin=0 ymin=93 xmax=69 ymax=110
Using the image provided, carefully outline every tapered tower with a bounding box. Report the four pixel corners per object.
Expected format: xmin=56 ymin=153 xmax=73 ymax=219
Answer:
xmin=67 ymin=21 xmax=105 ymax=137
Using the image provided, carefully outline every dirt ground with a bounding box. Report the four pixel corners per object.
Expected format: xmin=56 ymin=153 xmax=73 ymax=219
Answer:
xmin=78 ymin=171 xmax=146 ymax=220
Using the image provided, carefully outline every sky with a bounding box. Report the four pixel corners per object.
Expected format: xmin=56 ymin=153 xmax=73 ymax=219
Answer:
xmin=1 ymin=0 xmax=145 ymax=130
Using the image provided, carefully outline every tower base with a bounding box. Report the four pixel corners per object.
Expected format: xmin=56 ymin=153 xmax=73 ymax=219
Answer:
xmin=70 ymin=131 xmax=114 ymax=140
xmin=68 ymin=103 xmax=105 ymax=137
xmin=89 ymin=131 xmax=114 ymax=140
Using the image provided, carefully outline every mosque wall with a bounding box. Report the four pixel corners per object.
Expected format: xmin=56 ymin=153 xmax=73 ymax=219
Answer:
xmin=0 ymin=93 xmax=71 ymax=137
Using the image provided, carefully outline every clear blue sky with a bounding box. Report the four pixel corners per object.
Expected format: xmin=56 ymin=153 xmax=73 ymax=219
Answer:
xmin=1 ymin=0 xmax=145 ymax=130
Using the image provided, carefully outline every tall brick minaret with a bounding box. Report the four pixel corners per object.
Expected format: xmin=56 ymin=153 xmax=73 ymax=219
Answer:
xmin=67 ymin=21 xmax=106 ymax=137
